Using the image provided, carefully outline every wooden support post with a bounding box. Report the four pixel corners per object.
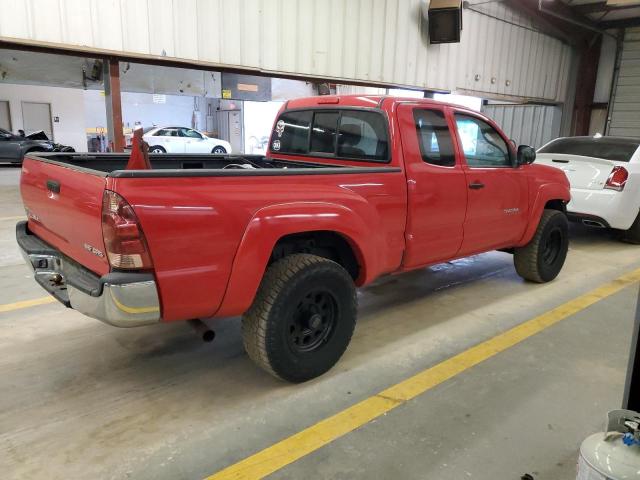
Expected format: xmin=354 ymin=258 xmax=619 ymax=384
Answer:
xmin=103 ymin=58 xmax=125 ymax=152
xmin=573 ymin=36 xmax=602 ymax=136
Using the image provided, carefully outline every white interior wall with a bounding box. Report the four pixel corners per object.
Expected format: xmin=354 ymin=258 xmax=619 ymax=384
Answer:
xmin=0 ymin=83 xmax=86 ymax=151
xmin=83 ymin=91 xmax=196 ymax=131
xmin=243 ymin=101 xmax=284 ymax=154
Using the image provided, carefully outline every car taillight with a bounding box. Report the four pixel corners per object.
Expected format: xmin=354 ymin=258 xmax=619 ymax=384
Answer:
xmin=102 ymin=190 xmax=153 ymax=269
xmin=605 ymin=166 xmax=628 ymax=192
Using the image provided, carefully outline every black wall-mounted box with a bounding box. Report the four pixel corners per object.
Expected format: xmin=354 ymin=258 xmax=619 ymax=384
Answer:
xmin=428 ymin=0 xmax=463 ymax=44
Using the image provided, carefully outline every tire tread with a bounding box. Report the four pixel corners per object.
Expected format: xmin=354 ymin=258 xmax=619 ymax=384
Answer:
xmin=514 ymin=209 xmax=566 ymax=283
xmin=242 ymin=254 xmax=355 ymax=381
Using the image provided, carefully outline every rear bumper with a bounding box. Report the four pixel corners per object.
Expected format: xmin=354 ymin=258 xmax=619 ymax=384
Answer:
xmin=568 ymin=188 xmax=638 ymax=230
xmin=16 ymin=221 xmax=160 ymax=327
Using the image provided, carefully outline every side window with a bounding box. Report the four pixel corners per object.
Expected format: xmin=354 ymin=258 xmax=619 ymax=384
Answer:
xmin=158 ymin=128 xmax=178 ymax=137
xmin=180 ymin=128 xmax=202 ymax=139
xmin=413 ymin=109 xmax=455 ymax=167
xmin=272 ymin=111 xmax=312 ymax=154
xmin=337 ymin=111 xmax=388 ymax=161
xmin=454 ymin=114 xmax=510 ymax=167
xmin=310 ymin=111 xmax=339 ymax=154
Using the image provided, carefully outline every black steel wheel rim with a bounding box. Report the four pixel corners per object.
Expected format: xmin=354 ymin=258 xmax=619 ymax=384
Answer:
xmin=288 ymin=290 xmax=337 ymax=353
xmin=542 ymin=227 xmax=562 ymax=266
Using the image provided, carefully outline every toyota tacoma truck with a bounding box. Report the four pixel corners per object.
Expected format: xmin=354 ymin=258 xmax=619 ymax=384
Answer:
xmin=16 ymin=95 xmax=570 ymax=382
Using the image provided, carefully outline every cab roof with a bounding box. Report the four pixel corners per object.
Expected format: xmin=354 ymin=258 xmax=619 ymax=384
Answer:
xmin=284 ymin=94 xmax=476 ymax=113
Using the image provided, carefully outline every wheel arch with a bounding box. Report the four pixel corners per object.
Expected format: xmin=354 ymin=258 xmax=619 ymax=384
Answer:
xmin=214 ymin=202 xmax=375 ymax=318
xmin=518 ymin=183 xmax=570 ymax=247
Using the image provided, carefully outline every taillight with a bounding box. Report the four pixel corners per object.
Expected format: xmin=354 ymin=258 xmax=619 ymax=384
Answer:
xmin=101 ymin=190 xmax=153 ymax=269
xmin=605 ymin=166 xmax=628 ymax=192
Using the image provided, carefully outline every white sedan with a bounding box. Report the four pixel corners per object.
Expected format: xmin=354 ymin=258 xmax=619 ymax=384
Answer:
xmin=143 ymin=127 xmax=232 ymax=154
xmin=536 ymin=136 xmax=640 ymax=243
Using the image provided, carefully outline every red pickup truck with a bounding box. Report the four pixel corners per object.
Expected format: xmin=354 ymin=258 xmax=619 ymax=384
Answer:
xmin=17 ymin=95 xmax=570 ymax=382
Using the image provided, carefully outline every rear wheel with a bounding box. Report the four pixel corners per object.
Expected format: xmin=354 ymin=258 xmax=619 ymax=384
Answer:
xmin=242 ymin=254 xmax=357 ymax=383
xmin=514 ymin=209 xmax=569 ymax=283
xmin=149 ymin=146 xmax=166 ymax=154
xmin=620 ymin=211 xmax=640 ymax=244
xmin=212 ymin=146 xmax=227 ymax=154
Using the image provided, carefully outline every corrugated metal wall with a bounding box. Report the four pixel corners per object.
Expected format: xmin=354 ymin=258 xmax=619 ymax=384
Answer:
xmin=482 ymin=104 xmax=562 ymax=148
xmin=608 ymin=27 xmax=640 ymax=137
xmin=0 ymin=0 xmax=573 ymax=102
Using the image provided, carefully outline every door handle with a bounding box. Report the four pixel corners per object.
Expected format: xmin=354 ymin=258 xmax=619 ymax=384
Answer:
xmin=468 ymin=182 xmax=485 ymax=190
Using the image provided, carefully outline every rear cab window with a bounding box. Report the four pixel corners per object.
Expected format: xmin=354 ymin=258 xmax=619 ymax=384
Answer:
xmin=270 ymin=108 xmax=389 ymax=162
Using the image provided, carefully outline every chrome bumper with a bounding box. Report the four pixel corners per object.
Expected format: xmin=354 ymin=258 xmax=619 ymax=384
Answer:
xmin=16 ymin=222 xmax=160 ymax=327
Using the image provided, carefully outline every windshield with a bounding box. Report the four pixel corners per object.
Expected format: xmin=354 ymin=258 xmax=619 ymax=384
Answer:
xmin=538 ymin=137 xmax=640 ymax=162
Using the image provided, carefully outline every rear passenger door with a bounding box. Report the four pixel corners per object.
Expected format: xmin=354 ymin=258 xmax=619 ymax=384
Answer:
xmin=155 ymin=128 xmax=185 ymax=153
xmin=453 ymin=112 xmax=529 ymax=254
xmin=397 ymin=104 xmax=468 ymax=268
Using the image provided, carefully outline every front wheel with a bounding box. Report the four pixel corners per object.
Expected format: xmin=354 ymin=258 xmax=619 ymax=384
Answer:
xmin=212 ymin=146 xmax=227 ymax=154
xmin=149 ymin=146 xmax=166 ymax=154
xmin=514 ymin=209 xmax=569 ymax=283
xmin=242 ymin=254 xmax=357 ymax=383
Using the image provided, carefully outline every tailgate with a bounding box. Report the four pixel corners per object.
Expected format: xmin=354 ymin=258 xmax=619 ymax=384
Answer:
xmin=20 ymin=157 xmax=110 ymax=276
xmin=536 ymin=153 xmax=619 ymax=191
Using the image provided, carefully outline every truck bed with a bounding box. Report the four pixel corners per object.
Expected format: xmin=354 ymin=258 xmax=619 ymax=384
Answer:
xmin=29 ymin=152 xmax=397 ymax=177
xmin=20 ymin=151 xmax=406 ymax=321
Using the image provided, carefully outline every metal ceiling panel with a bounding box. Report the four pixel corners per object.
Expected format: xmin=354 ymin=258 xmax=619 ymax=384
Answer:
xmin=0 ymin=0 xmax=573 ymax=102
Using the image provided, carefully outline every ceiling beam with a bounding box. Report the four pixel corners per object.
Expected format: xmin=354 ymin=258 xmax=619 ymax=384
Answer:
xmin=503 ymin=0 xmax=600 ymax=45
xmin=573 ymin=1 xmax=640 ymax=14
xmin=600 ymin=16 xmax=640 ymax=28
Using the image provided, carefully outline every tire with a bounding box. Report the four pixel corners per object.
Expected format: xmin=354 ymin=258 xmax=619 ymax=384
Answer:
xmin=149 ymin=146 xmax=166 ymax=154
xmin=620 ymin=211 xmax=640 ymax=244
xmin=242 ymin=254 xmax=357 ymax=383
xmin=212 ymin=146 xmax=227 ymax=154
xmin=514 ymin=209 xmax=569 ymax=283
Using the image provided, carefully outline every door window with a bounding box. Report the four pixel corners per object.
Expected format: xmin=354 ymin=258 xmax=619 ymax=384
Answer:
xmin=180 ymin=128 xmax=203 ymax=139
xmin=455 ymin=114 xmax=510 ymax=167
xmin=413 ymin=109 xmax=455 ymax=167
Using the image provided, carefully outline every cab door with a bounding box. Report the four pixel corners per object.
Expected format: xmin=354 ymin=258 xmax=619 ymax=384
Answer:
xmin=398 ymin=104 xmax=468 ymax=268
xmin=180 ymin=128 xmax=210 ymax=153
xmin=452 ymin=111 xmax=529 ymax=255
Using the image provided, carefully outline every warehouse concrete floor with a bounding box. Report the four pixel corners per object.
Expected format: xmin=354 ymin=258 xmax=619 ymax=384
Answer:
xmin=0 ymin=165 xmax=638 ymax=480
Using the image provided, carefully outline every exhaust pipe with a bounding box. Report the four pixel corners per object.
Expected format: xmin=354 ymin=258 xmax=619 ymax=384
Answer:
xmin=188 ymin=319 xmax=216 ymax=342
xmin=582 ymin=219 xmax=606 ymax=228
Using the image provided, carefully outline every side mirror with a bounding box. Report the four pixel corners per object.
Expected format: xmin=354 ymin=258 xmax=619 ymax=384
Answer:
xmin=517 ymin=145 xmax=536 ymax=166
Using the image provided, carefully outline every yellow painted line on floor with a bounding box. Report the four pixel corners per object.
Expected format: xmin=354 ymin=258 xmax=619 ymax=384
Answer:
xmin=206 ymin=267 xmax=640 ymax=480
xmin=0 ymin=215 xmax=26 ymax=222
xmin=0 ymin=296 xmax=57 ymax=313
